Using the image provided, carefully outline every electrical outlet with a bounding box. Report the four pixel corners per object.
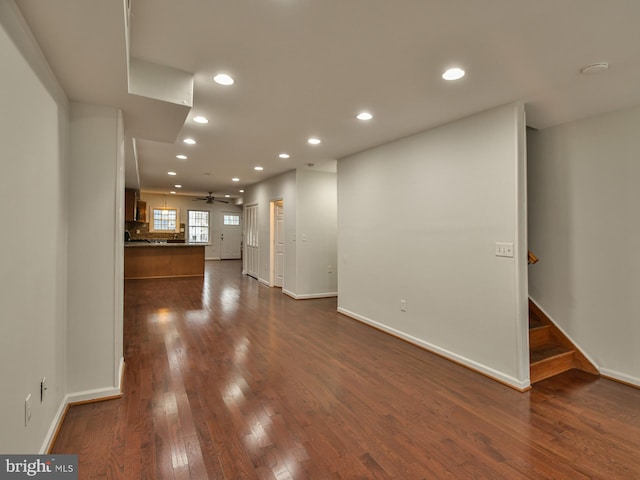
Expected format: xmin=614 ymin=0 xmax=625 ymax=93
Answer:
xmin=495 ymin=242 xmax=514 ymax=258
xmin=41 ymin=377 xmax=47 ymax=402
xmin=327 ymin=265 xmax=333 ymax=273
xmin=25 ymin=394 xmax=32 ymax=426
xmin=400 ymin=299 xmax=407 ymax=312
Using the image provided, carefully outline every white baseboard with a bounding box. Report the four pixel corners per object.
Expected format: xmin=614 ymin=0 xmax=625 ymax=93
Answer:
xmin=117 ymin=356 xmax=125 ymax=390
xmin=66 ymin=386 xmax=122 ymax=405
xmin=337 ymin=307 xmax=530 ymax=391
xmin=39 ymin=396 xmax=69 ymax=454
xmin=284 ymin=289 xmax=338 ymax=300
xmin=205 ymin=257 xmax=221 ymax=261
xmin=39 ymin=357 xmax=125 ymax=454
xmin=258 ymin=277 xmax=271 ymax=287
xmin=600 ymin=368 xmax=640 ymax=388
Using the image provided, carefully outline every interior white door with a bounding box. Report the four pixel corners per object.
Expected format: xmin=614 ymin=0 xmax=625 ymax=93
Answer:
xmin=221 ymin=212 xmax=242 ymax=260
xmin=274 ymin=201 xmax=284 ymax=287
xmin=245 ymin=205 xmax=259 ymax=278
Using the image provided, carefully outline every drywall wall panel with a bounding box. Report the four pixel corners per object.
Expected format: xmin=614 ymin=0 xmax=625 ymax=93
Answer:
xmin=528 ymin=106 xmax=640 ymax=386
xmin=295 ymin=170 xmax=338 ymax=297
xmin=338 ymin=103 xmax=528 ymax=387
xmin=67 ymin=103 xmax=122 ymax=394
xmin=0 ymin=1 xmax=69 ymax=452
xmin=242 ymin=170 xmax=297 ymax=293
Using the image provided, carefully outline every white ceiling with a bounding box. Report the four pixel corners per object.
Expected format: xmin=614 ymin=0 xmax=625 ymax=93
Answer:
xmin=15 ymin=0 xmax=640 ymax=198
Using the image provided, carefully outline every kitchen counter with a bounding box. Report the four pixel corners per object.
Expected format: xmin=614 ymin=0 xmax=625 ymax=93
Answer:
xmin=124 ymin=243 xmax=206 ymax=279
xmin=124 ymin=241 xmax=209 ymax=247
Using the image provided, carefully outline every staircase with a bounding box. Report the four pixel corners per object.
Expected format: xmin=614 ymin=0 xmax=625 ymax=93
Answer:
xmin=528 ymin=300 xmax=599 ymax=383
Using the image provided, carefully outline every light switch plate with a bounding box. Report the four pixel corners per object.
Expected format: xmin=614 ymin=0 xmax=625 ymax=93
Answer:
xmin=496 ymin=242 xmax=514 ymax=258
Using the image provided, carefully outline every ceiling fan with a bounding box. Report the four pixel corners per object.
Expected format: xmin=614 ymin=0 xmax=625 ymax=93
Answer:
xmin=193 ymin=192 xmax=229 ymax=204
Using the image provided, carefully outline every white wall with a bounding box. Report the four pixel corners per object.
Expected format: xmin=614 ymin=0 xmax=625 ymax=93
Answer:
xmin=67 ymin=103 xmax=124 ymax=397
xmin=528 ymin=106 xmax=640 ymax=386
xmin=0 ymin=2 xmax=69 ymax=453
xmin=338 ymin=103 xmax=529 ymax=389
xmin=242 ymin=169 xmax=339 ymax=299
xmin=295 ymin=170 xmax=338 ymax=298
xmin=243 ymin=170 xmax=297 ymax=291
xmin=140 ymin=192 xmax=243 ymax=260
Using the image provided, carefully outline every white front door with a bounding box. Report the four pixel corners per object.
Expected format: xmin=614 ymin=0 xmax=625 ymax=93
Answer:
xmin=221 ymin=212 xmax=242 ymax=260
xmin=274 ymin=201 xmax=284 ymax=287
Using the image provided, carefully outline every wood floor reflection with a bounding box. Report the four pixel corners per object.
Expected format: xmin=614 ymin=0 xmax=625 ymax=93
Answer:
xmin=52 ymin=260 xmax=640 ymax=479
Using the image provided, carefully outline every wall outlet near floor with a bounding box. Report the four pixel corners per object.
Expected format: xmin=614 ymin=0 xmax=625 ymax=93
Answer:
xmin=25 ymin=394 xmax=32 ymax=426
xmin=41 ymin=377 xmax=47 ymax=402
xmin=327 ymin=265 xmax=333 ymax=273
xmin=400 ymin=299 xmax=407 ymax=312
xmin=495 ymin=242 xmax=514 ymax=258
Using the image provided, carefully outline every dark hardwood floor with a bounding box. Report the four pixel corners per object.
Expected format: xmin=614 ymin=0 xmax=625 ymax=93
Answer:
xmin=52 ymin=260 xmax=640 ymax=479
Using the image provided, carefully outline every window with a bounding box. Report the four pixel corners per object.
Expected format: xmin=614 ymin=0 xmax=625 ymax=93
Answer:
xmin=223 ymin=214 xmax=240 ymax=226
xmin=149 ymin=207 xmax=180 ymax=232
xmin=188 ymin=210 xmax=210 ymax=243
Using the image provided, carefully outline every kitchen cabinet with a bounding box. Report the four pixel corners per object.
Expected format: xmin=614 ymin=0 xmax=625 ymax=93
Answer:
xmin=125 ymin=189 xmax=136 ymax=222
xmin=124 ymin=244 xmax=205 ymax=279
xmin=136 ymin=201 xmax=147 ymax=222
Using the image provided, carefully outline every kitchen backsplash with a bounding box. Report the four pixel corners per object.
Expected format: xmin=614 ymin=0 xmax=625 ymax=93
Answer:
xmin=125 ymin=221 xmax=186 ymax=240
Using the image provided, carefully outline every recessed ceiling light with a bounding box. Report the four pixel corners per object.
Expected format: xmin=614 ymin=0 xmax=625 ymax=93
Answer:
xmin=254 ymin=166 xmax=264 ymax=171
xmin=225 ymin=194 xmax=230 ymax=198
xmin=232 ymin=177 xmax=240 ymax=182
xmin=279 ymin=153 xmax=290 ymax=159
xmin=183 ymin=138 xmax=196 ymax=145
xmin=442 ymin=67 xmax=465 ymax=81
xmin=239 ymin=189 xmax=245 ymax=193
xmin=357 ymin=112 xmax=373 ymax=121
xmin=170 ymin=191 xmax=176 ymax=194
xmin=168 ymin=171 xmax=177 ymax=176
xmin=193 ymin=116 xmax=208 ymax=124
xmin=308 ymin=137 xmax=321 ymax=145
xmin=174 ymin=184 xmax=182 ymax=188
xmin=176 ymin=154 xmax=187 ymax=160
xmin=213 ymin=73 xmax=234 ymax=86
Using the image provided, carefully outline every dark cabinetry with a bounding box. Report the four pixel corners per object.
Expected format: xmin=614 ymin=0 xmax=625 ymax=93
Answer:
xmin=125 ymin=189 xmax=136 ymax=222
xmin=125 ymin=189 xmax=147 ymax=222
xmin=136 ymin=201 xmax=147 ymax=223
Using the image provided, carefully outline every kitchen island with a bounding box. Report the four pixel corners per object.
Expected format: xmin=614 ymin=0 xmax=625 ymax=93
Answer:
xmin=124 ymin=242 xmax=206 ymax=279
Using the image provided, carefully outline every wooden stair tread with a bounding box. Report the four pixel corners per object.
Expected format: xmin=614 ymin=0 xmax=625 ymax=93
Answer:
xmin=529 ymin=318 xmax=545 ymax=330
xmin=530 ymin=344 xmax=573 ymax=365
xmin=528 ymin=299 xmax=599 ymax=383
xmin=529 ymin=324 xmax=550 ymax=334
xmin=529 ymin=325 xmax=552 ymax=349
xmin=530 ymin=345 xmax=576 ymax=383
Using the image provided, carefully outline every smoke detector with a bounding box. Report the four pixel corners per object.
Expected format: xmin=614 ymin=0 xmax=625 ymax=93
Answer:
xmin=580 ymin=62 xmax=608 ymax=74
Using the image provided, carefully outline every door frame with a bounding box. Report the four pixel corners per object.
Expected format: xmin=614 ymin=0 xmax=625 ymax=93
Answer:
xmin=269 ymin=199 xmax=284 ymax=287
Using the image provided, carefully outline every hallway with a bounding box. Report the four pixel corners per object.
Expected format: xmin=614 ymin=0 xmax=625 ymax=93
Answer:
xmin=52 ymin=260 xmax=640 ymax=479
